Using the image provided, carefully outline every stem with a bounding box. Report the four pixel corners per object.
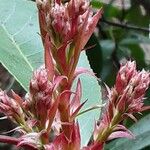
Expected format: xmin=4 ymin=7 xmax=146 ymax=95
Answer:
xmin=40 ymin=132 xmax=49 ymax=145
xmin=58 ymin=84 xmax=72 ymax=139
xmin=58 ymin=101 xmax=71 ymax=138
xmin=100 ymin=18 xmax=150 ymax=33
xmin=96 ymin=126 xmax=113 ymax=142
xmin=110 ymin=110 xmax=122 ymax=127
xmin=96 ymin=110 xmax=122 ymax=142
xmin=0 ymin=135 xmax=18 ymax=145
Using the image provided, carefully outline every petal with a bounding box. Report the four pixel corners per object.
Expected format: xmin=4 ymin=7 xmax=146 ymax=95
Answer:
xmin=53 ymin=75 xmax=68 ymax=91
xmin=73 ymin=67 xmax=96 ymax=81
xmin=77 ymin=8 xmax=103 ymax=51
xmin=44 ymin=34 xmax=55 ymax=80
xmin=108 ymin=130 xmax=134 ymax=140
xmin=11 ymin=90 xmax=23 ymax=106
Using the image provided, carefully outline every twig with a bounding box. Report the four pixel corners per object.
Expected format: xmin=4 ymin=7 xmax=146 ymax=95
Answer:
xmin=100 ymin=18 xmax=150 ymax=33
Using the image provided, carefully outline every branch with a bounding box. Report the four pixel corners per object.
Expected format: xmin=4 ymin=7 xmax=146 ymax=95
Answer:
xmin=100 ymin=18 xmax=150 ymax=33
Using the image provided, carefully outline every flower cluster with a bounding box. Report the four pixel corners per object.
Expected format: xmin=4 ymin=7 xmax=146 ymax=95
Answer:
xmin=0 ymin=90 xmax=25 ymax=127
xmin=37 ymin=0 xmax=102 ymax=79
xmin=36 ymin=0 xmax=103 ymax=146
xmin=93 ymin=61 xmax=150 ymax=145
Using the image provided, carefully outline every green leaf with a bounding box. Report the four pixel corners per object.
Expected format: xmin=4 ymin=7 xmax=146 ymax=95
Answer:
xmin=0 ymin=0 xmax=43 ymax=91
xmin=91 ymin=0 xmax=121 ymax=18
xmin=0 ymin=0 xmax=102 ymax=147
xmin=125 ymin=3 xmax=149 ymax=27
xmin=121 ymin=44 xmax=146 ymax=69
xmin=105 ymin=114 xmax=150 ymax=150
xmin=120 ymin=33 xmax=150 ymax=45
xmin=91 ymin=0 xmax=103 ymax=9
xmin=75 ymin=51 xmax=101 ymax=147
xmin=100 ymin=40 xmax=115 ymax=81
xmin=86 ymin=34 xmax=102 ymax=78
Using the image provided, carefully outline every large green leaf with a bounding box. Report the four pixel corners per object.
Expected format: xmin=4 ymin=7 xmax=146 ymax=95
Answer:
xmin=126 ymin=2 xmax=149 ymax=27
xmin=100 ymin=40 xmax=115 ymax=82
xmin=0 ymin=0 xmax=102 ymax=147
xmin=75 ymin=51 xmax=101 ymax=146
xmin=86 ymin=34 xmax=102 ymax=78
xmin=105 ymin=114 xmax=150 ymax=150
xmin=0 ymin=0 xmax=43 ymax=91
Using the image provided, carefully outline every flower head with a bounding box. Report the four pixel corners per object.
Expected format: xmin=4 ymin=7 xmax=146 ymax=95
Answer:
xmin=26 ymin=67 xmax=53 ymax=127
xmin=115 ymin=61 xmax=136 ymax=94
xmin=0 ymin=90 xmax=24 ymax=124
xmin=37 ymin=0 xmax=102 ymax=77
xmin=93 ymin=61 xmax=150 ymax=143
xmin=25 ymin=66 xmax=65 ymax=131
xmin=115 ymin=61 xmax=150 ymax=113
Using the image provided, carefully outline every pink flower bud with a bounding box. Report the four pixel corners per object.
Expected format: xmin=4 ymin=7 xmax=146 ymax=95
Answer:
xmin=115 ymin=61 xmax=136 ymax=94
xmin=30 ymin=66 xmax=52 ymax=94
xmin=28 ymin=67 xmax=53 ymax=128
xmin=116 ymin=61 xmax=150 ymax=113
xmin=0 ymin=90 xmax=24 ymax=124
xmin=93 ymin=61 xmax=150 ymax=144
xmin=46 ymin=0 xmax=94 ymax=44
xmin=27 ymin=66 xmax=66 ymax=131
xmin=37 ymin=0 xmax=102 ymax=76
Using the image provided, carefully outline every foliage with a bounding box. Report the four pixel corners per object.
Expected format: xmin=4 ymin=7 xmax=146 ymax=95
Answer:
xmin=90 ymin=0 xmax=150 ymax=149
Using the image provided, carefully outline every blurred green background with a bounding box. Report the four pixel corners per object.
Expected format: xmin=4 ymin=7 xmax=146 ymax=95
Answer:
xmin=87 ymin=1 xmax=150 ymax=149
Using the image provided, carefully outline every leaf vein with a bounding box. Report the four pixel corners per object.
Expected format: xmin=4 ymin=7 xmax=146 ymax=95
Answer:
xmin=13 ymin=15 xmax=33 ymax=36
xmin=1 ymin=24 xmax=34 ymax=72
xmin=2 ymin=0 xmax=16 ymax=25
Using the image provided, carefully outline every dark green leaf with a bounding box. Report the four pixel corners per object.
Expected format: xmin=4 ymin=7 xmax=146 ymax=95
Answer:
xmin=105 ymin=114 xmax=150 ymax=150
xmin=86 ymin=34 xmax=102 ymax=77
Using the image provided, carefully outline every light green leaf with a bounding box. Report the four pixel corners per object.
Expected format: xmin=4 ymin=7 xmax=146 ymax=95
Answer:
xmin=76 ymin=51 xmax=101 ymax=147
xmin=105 ymin=114 xmax=150 ymax=150
xmin=0 ymin=0 xmax=102 ymax=147
xmin=0 ymin=0 xmax=43 ymax=91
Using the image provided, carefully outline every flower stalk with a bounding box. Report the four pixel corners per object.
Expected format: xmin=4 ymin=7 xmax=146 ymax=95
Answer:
xmin=36 ymin=0 xmax=102 ymax=141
